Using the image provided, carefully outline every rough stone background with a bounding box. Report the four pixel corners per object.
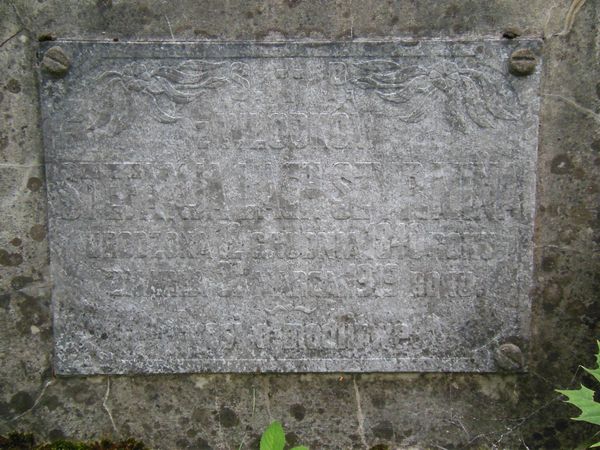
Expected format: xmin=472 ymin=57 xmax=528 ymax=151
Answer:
xmin=0 ymin=1 xmax=598 ymax=449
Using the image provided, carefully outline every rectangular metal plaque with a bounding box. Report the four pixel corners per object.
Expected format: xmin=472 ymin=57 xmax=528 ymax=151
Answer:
xmin=39 ymin=40 xmax=541 ymax=374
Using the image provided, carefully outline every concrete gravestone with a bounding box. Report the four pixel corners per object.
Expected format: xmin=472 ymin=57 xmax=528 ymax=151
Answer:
xmin=38 ymin=40 xmax=541 ymax=374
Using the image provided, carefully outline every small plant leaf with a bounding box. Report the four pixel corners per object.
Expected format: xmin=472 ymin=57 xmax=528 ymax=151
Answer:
xmin=584 ymin=364 xmax=600 ymax=385
xmin=557 ymin=385 xmax=600 ymax=426
xmin=557 ymin=342 xmax=600 ymax=433
xmin=260 ymin=421 xmax=286 ymax=450
xmin=290 ymin=446 xmax=310 ymax=450
xmin=583 ymin=341 xmax=600 ymax=384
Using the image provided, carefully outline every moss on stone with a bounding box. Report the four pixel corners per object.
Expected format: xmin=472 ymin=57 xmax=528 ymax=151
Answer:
xmin=0 ymin=432 xmax=35 ymax=450
xmin=0 ymin=433 xmax=148 ymax=450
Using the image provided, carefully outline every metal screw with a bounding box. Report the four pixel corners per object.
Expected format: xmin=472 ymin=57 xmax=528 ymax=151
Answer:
xmin=495 ymin=343 xmax=524 ymax=371
xmin=502 ymin=27 xmax=522 ymax=39
xmin=509 ymin=48 xmax=537 ymax=76
xmin=41 ymin=46 xmax=71 ymax=77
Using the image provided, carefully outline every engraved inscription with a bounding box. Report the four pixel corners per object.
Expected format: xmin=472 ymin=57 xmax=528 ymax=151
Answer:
xmin=39 ymin=40 xmax=541 ymax=374
xmin=48 ymin=162 xmax=525 ymax=222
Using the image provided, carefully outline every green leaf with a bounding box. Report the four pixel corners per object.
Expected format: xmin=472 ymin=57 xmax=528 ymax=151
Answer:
xmin=557 ymin=385 xmax=600 ymax=426
xmin=584 ymin=364 xmax=600 ymax=385
xmin=290 ymin=446 xmax=310 ymax=450
xmin=557 ymin=343 xmax=600 ymax=447
xmin=260 ymin=421 xmax=286 ymax=450
xmin=583 ymin=341 xmax=600 ymax=385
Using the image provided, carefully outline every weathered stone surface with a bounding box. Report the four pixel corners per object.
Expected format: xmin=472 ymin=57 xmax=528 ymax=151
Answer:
xmin=39 ymin=40 xmax=541 ymax=374
xmin=1 ymin=0 xmax=598 ymax=448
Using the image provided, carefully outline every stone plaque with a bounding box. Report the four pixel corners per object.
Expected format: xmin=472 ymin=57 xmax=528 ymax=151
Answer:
xmin=39 ymin=40 xmax=541 ymax=374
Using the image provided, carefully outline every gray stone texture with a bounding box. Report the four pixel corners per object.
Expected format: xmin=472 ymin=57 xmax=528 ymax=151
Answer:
xmin=40 ymin=40 xmax=540 ymax=375
xmin=1 ymin=0 xmax=599 ymax=448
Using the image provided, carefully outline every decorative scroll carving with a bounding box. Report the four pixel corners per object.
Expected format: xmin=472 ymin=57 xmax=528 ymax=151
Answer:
xmin=352 ymin=60 xmax=520 ymax=132
xmin=90 ymin=61 xmax=229 ymax=134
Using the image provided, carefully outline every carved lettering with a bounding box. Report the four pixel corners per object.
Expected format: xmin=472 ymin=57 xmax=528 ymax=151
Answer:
xmin=42 ymin=40 xmax=539 ymax=373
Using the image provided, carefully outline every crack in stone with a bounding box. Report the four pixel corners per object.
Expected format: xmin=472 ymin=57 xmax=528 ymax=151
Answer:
xmin=461 ymin=368 xmax=584 ymax=449
xmin=102 ymin=376 xmax=119 ymax=436
xmin=214 ymin=395 xmax=226 ymax=450
xmin=491 ymin=396 xmax=562 ymax=448
xmin=164 ymin=15 xmax=174 ymax=40
xmin=0 ymin=29 xmax=22 ymax=49
xmin=543 ymin=1 xmax=562 ymax=37
xmin=0 ymin=164 xmax=42 ymax=167
xmin=543 ymin=93 xmax=600 ymax=124
xmin=7 ymin=1 xmax=31 ymax=35
xmin=1 ymin=165 xmax=37 ymax=212
xmin=252 ymin=387 xmax=256 ymax=418
xmin=262 ymin=377 xmax=273 ymax=422
xmin=484 ymin=366 xmax=587 ymax=448
xmin=352 ymin=377 xmax=368 ymax=450
xmin=554 ymin=0 xmax=588 ymax=37
xmin=536 ymin=243 xmax=588 ymax=255
xmin=9 ymin=379 xmax=54 ymax=422
xmin=349 ymin=0 xmax=354 ymax=40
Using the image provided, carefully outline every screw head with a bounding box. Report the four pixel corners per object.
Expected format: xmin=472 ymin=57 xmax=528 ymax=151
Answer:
xmin=41 ymin=46 xmax=71 ymax=77
xmin=495 ymin=343 xmax=524 ymax=371
xmin=509 ymin=48 xmax=537 ymax=76
xmin=502 ymin=27 xmax=522 ymax=39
